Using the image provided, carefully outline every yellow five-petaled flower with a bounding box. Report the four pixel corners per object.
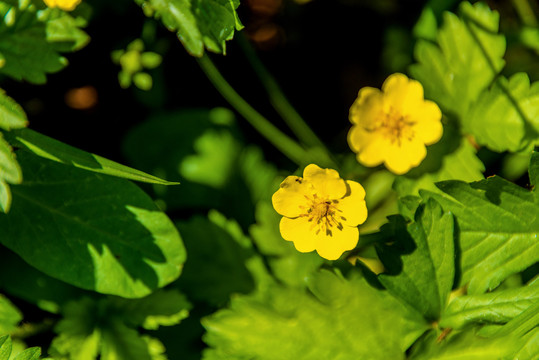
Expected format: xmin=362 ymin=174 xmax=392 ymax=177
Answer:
xmin=348 ymin=73 xmax=443 ymax=175
xmin=272 ymin=164 xmax=367 ymax=260
xmin=43 ymin=0 xmax=81 ymax=11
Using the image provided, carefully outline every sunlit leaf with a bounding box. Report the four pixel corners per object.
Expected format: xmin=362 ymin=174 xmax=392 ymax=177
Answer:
xmin=421 ymin=152 xmax=539 ymax=294
xmin=135 ymin=0 xmax=243 ymax=56
xmin=0 ymin=151 xmax=186 ymax=298
xmin=202 ymin=269 xmax=428 ymax=359
xmin=410 ymin=2 xmax=505 ymax=120
xmin=463 ymin=73 xmax=539 ymax=152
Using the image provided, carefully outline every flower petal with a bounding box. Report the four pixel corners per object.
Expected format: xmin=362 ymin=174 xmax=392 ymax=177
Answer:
xmin=382 ymin=73 xmax=425 ymax=114
xmin=384 ymin=139 xmax=427 ymax=175
xmin=356 ymin=134 xmax=391 ymax=167
xmin=279 ymin=216 xmax=317 ymax=253
xmin=303 ymin=164 xmax=346 ymax=199
xmin=314 ymin=225 xmax=359 ymax=260
xmin=336 ymin=181 xmax=368 ymax=226
xmin=411 ymin=100 xmax=443 ymax=145
xmin=349 ymin=87 xmax=384 ymax=128
xmin=272 ymin=175 xmax=311 ymax=217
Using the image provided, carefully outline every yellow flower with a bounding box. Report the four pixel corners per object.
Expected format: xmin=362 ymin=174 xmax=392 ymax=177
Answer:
xmin=43 ymin=0 xmax=81 ymax=11
xmin=271 ymin=164 xmax=367 ymax=260
xmin=348 ymin=73 xmax=443 ymax=175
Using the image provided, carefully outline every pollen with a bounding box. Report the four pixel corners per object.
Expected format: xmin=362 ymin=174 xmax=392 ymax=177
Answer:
xmin=302 ymin=195 xmax=342 ymax=235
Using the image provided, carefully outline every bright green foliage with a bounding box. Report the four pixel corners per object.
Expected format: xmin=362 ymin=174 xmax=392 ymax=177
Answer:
xmin=394 ymin=124 xmax=484 ymax=198
xmin=135 ymin=0 xmax=243 ymax=57
xmin=0 ymin=296 xmax=21 ymax=334
xmin=50 ymin=290 xmax=189 ymax=360
xmin=442 ymin=277 xmax=539 ymax=329
xmin=0 ymin=90 xmax=27 ymax=131
xmin=175 ymin=211 xmax=257 ymax=306
xmin=463 ymin=73 xmax=539 ymax=152
xmin=422 ymin=152 xmax=539 ymax=294
xmin=410 ymin=2 xmax=505 ymax=120
xmin=0 ymin=3 xmax=89 ymax=84
xmin=376 ymin=199 xmax=454 ymax=321
xmin=0 ymin=335 xmax=43 ymax=360
xmin=408 ymin=329 xmax=528 ymax=360
xmin=202 ymin=269 xmax=428 ymax=360
xmin=7 ymin=128 xmax=178 ymax=185
xmin=0 ymin=89 xmax=27 ymax=213
xmin=0 ymin=151 xmax=186 ymax=298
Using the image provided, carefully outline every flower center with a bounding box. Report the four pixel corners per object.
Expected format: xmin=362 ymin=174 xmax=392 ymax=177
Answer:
xmin=301 ymin=194 xmax=343 ymax=236
xmin=367 ymin=107 xmax=415 ymax=145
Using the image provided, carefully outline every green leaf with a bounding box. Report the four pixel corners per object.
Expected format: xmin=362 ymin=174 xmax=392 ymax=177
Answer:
xmin=441 ymin=278 xmax=539 ymax=329
xmin=175 ymin=211 xmax=256 ymax=306
xmin=394 ymin=124 xmax=484 ymax=198
xmin=408 ymin=328 xmax=521 ymax=360
xmin=7 ymin=128 xmax=178 ymax=185
xmin=0 ymin=296 xmax=21 ymax=334
xmin=0 ymin=6 xmax=88 ymax=84
xmin=0 ymin=134 xmax=21 ymax=185
xmin=12 ymin=348 xmax=40 ymax=360
xmin=0 ymin=90 xmax=27 ymax=131
xmin=376 ymin=199 xmax=455 ymax=321
xmin=421 ymin=154 xmax=539 ymax=294
xmin=0 ymin=151 xmax=186 ymax=298
xmin=50 ymin=293 xmax=186 ymax=360
xmin=0 ymin=335 xmax=12 ymax=360
xmin=202 ymin=269 xmax=428 ymax=359
xmin=463 ymin=73 xmax=539 ymax=152
xmin=410 ymin=2 xmax=505 ymax=119
xmin=135 ymin=0 xmax=243 ymax=56
xmin=109 ymin=289 xmax=191 ymax=330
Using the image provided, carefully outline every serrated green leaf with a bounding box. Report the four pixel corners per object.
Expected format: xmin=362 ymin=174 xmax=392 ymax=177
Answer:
xmin=135 ymin=0 xmax=243 ymax=56
xmin=421 ymin=155 xmax=539 ymax=294
xmin=0 ymin=151 xmax=186 ymax=298
xmin=44 ymin=11 xmax=90 ymax=52
xmin=0 ymin=134 xmax=21 ymax=185
xmin=0 ymin=296 xmax=21 ymax=335
xmin=0 ymin=180 xmax=11 ymax=213
xmin=50 ymin=294 xmax=179 ymax=360
xmin=0 ymin=335 xmax=12 ymax=360
xmin=175 ymin=211 xmax=256 ymax=306
xmin=202 ymin=269 xmax=428 ymax=360
xmin=442 ymin=279 xmax=539 ymax=329
xmin=377 ymin=199 xmax=454 ymax=321
xmin=7 ymin=128 xmax=178 ymax=185
xmin=410 ymin=2 xmax=505 ymax=120
xmin=109 ymin=289 xmax=191 ymax=330
xmin=0 ymin=5 xmax=88 ymax=83
xmin=463 ymin=73 xmax=539 ymax=152
xmin=0 ymin=90 xmax=27 ymax=131
xmin=12 ymin=348 xmax=40 ymax=360
xmin=408 ymin=328 xmax=521 ymax=360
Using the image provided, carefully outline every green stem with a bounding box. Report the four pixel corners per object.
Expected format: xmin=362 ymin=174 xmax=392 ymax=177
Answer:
xmin=237 ymin=34 xmax=329 ymax=150
xmin=197 ymin=53 xmax=312 ymax=167
xmin=511 ymin=0 xmax=537 ymax=26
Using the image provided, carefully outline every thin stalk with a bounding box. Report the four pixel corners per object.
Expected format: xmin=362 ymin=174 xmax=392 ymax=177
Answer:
xmin=511 ymin=0 xmax=537 ymax=26
xmin=236 ymin=33 xmax=329 ymax=152
xmin=197 ymin=53 xmax=311 ymax=166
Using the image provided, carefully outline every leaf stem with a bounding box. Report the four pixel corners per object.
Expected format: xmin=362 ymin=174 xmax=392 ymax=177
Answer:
xmin=197 ymin=53 xmax=313 ymax=167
